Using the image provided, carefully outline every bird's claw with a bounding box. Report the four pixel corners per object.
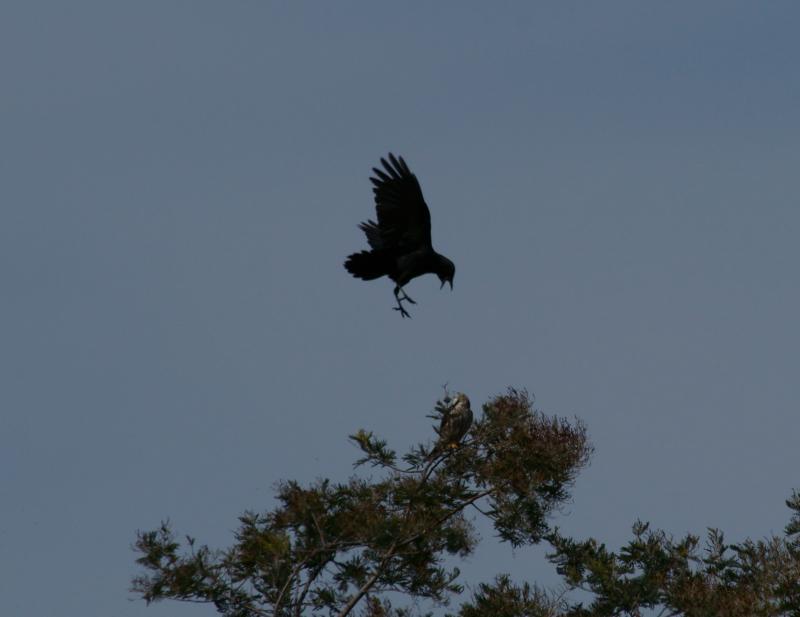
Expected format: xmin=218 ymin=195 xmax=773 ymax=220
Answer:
xmin=393 ymin=305 xmax=412 ymax=318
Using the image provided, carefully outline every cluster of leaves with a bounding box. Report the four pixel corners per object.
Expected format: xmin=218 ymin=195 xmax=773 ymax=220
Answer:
xmin=451 ymin=493 xmax=800 ymax=617
xmin=538 ymin=490 xmax=800 ymax=617
xmin=454 ymin=574 xmax=568 ymax=617
xmin=132 ymin=389 xmax=592 ymax=617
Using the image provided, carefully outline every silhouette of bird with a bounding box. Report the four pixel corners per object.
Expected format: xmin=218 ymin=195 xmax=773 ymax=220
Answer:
xmin=344 ymin=153 xmax=455 ymax=318
xmin=435 ymin=392 xmax=473 ymax=452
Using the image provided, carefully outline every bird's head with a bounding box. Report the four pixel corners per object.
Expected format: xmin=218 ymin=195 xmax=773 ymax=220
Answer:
xmin=452 ymin=392 xmax=470 ymax=408
xmin=435 ymin=255 xmax=455 ymax=290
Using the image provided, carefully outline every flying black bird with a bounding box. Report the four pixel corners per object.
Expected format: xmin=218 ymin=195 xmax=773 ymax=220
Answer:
xmin=344 ymin=153 xmax=455 ymax=318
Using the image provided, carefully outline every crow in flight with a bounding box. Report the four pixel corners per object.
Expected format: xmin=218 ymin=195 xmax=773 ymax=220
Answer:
xmin=344 ymin=154 xmax=455 ymax=318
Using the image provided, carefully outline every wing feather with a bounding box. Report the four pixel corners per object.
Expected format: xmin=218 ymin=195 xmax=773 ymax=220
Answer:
xmin=358 ymin=220 xmax=383 ymax=250
xmin=397 ymin=155 xmax=412 ymax=175
xmin=368 ymin=153 xmax=432 ymax=251
xmin=372 ymin=168 xmax=391 ymax=182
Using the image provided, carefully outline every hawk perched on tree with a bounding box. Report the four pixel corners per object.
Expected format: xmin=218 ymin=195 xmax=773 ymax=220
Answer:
xmin=434 ymin=392 xmax=473 ymax=452
xmin=344 ymin=153 xmax=455 ymax=318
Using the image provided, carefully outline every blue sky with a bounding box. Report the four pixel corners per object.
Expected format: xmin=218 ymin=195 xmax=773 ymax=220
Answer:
xmin=2 ymin=3 xmax=799 ymax=616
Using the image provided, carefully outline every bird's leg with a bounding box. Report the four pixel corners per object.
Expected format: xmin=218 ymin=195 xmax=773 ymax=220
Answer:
xmin=393 ymin=286 xmax=412 ymax=318
xmin=396 ymin=286 xmax=416 ymax=304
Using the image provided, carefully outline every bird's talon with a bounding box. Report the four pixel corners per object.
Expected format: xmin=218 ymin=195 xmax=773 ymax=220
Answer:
xmin=393 ymin=306 xmax=411 ymax=318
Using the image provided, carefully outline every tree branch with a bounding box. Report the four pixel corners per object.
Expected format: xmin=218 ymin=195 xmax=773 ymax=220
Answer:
xmin=294 ymin=563 xmax=326 ymax=617
xmin=336 ymin=543 xmax=397 ymax=617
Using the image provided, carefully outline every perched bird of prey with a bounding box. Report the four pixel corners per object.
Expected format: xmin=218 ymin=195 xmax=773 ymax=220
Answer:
xmin=344 ymin=153 xmax=455 ymax=318
xmin=435 ymin=392 xmax=473 ymax=452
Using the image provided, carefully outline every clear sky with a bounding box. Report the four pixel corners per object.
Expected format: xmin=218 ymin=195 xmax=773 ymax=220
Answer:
xmin=2 ymin=2 xmax=799 ymax=616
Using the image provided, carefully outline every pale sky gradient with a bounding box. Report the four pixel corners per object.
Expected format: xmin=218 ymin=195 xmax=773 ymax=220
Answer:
xmin=2 ymin=3 xmax=799 ymax=616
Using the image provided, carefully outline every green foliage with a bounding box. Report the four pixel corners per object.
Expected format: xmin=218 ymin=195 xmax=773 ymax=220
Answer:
xmin=453 ymin=575 xmax=567 ymax=617
xmin=469 ymin=390 xmax=592 ymax=546
xmin=546 ymin=510 xmax=800 ymax=617
xmin=133 ymin=389 xmax=592 ymax=617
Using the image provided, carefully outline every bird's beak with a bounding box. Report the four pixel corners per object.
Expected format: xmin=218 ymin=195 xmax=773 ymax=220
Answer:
xmin=441 ymin=279 xmax=453 ymax=290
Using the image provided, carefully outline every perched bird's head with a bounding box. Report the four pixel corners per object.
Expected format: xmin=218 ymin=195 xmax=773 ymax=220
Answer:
xmin=451 ymin=392 xmax=470 ymax=408
xmin=435 ymin=255 xmax=455 ymax=290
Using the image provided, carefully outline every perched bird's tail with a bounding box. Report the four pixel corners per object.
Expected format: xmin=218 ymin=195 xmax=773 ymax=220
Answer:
xmin=344 ymin=250 xmax=387 ymax=281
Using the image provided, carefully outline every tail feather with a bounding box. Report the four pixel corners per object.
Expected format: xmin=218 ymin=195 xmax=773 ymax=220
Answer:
xmin=344 ymin=250 xmax=387 ymax=281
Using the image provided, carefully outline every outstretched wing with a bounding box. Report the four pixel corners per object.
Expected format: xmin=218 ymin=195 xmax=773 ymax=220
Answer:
xmin=369 ymin=153 xmax=432 ymax=251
